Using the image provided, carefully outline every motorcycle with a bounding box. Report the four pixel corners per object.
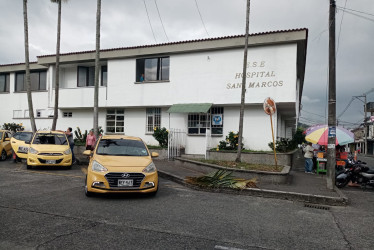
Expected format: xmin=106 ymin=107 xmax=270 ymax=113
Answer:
xmin=335 ymin=159 xmax=374 ymax=188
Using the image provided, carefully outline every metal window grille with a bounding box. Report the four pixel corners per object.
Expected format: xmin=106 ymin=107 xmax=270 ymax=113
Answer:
xmin=106 ymin=109 xmax=125 ymax=134
xmin=187 ymin=107 xmax=224 ymax=135
xmin=146 ymin=108 xmax=161 ymax=133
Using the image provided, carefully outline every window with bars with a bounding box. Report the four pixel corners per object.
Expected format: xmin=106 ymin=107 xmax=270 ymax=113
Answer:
xmin=187 ymin=107 xmax=223 ymax=135
xmin=146 ymin=108 xmax=161 ymax=134
xmin=63 ymin=112 xmax=72 ymax=117
xmin=106 ymin=109 xmax=125 ymax=134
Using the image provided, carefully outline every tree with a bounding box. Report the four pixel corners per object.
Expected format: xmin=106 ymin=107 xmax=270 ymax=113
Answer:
xmin=51 ymin=0 xmax=67 ymax=130
xmin=93 ymin=0 xmax=101 ymax=136
xmin=235 ymin=0 xmax=250 ymax=163
xmin=23 ymin=0 xmax=37 ymax=133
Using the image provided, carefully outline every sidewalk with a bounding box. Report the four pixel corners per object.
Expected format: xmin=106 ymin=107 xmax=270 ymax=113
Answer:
xmin=154 ymin=158 xmax=348 ymax=206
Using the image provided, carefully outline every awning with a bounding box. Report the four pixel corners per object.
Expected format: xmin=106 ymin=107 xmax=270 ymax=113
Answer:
xmin=167 ymin=103 xmax=212 ymax=113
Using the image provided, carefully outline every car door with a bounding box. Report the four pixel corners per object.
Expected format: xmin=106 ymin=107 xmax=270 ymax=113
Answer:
xmin=11 ymin=132 xmax=33 ymax=158
xmin=2 ymin=132 xmax=12 ymax=155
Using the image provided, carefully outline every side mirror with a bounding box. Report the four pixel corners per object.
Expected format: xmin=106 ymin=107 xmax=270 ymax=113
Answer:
xmin=151 ymin=152 xmax=159 ymax=158
xmin=83 ymin=150 xmax=92 ymax=156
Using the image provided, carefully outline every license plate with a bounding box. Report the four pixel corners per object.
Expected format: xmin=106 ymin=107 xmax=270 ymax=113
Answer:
xmin=118 ymin=179 xmax=133 ymax=187
xmin=18 ymin=146 xmax=28 ymax=153
xmin=46 ymin=160 xmax=56 ymax=164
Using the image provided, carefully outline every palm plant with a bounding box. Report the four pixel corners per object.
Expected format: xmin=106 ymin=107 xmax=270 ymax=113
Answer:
xmin=186 ymin=170 xmax=257 ymax=189
xmin=51 ymin=0 xmax=68 ymax=130
xmin=23 ymin=0 xmax=36 ymax=133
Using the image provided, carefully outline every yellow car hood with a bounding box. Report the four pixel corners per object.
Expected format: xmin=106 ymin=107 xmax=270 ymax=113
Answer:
xmin=94 ymin=155 xmax=153 ymax=168
xmin=31 ymin=144 xmax=70 ymax=153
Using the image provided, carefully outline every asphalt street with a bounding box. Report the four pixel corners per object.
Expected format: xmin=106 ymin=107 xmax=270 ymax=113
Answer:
xmin=0 ymin=158 xmax=373 ymax=250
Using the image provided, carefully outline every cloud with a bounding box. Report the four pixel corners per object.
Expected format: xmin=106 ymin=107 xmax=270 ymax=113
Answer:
xmin=302 ymin=96 xmax=321 ymax=104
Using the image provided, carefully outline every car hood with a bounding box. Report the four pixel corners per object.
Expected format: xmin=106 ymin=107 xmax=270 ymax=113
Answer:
xmin=30 ymin=144 xmax=69 ymax=153
xmin=93 ymin=155 xmax=153 ymax=168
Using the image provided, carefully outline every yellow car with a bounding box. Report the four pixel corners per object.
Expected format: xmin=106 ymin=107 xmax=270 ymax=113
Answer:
xmin=84 ymin=135 xmax=159 ymax=197
xmin=0 ymin=130 xmax=12 ymax=161
xmin=11 ymin=131 xmax=34 ymax=160
xmin=26 ymin=131 xmax=72 ymax=169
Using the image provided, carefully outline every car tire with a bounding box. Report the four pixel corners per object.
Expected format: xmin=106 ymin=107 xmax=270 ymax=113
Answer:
xmin=66 ymin=164 xmax=72 ymax=170
xmin=85 ymin=176 xmax=93 ymax=197
xmin=1 ymin=150 xmax=7 ymax=161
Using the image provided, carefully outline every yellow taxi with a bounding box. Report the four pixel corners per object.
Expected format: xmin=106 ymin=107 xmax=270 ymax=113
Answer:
xmin=0 ymin=130 xmax=12 ymax=161
xmin=84 ymin=135 xmax=159 ymax=197
xmin=26 ymin=131 xmax=72 ymax=169
xmin=11 ymin=131 xmax=34 ymax=160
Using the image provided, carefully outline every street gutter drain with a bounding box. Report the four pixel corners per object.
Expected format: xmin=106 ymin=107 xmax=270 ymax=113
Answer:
xmin=304 ymin=203 xmax=331 ymax=210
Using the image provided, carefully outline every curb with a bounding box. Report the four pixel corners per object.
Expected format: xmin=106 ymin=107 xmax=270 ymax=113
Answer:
xmin=157 ymin=169 xmax=348 ymax=207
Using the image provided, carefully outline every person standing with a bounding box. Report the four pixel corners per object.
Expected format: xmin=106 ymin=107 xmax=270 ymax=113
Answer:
xmin=86 ymin=129 xmax=96 ymax=151
xmin=303 ymin=142 xmax=314 ymax=173
xmin=56 ymin=127 xmax=75 ymax=164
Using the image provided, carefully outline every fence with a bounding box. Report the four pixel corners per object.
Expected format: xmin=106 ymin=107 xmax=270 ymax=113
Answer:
xmin=168 ymin=128 xmax=186 ymax=160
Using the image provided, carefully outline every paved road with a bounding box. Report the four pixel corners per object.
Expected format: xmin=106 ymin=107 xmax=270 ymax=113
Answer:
xmin=0 ymin=159 xmax=373 ymax=250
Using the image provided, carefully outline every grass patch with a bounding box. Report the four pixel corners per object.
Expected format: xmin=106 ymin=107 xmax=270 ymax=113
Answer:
xmin=194 ymin=159 xmax=282 ymax=172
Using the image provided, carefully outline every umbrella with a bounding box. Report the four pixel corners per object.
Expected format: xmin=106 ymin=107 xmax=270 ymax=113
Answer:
xmin=305 ymin=125 xmax=354 ymax=146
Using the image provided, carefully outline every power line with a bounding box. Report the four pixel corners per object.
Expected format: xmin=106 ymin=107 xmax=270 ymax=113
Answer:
xmin=302 ymin=109 xmax=326 ymax=118
xmin=194 ymin=0 xmax=210 ymax=37
xmin=154 ymin=0 xmax=169 ymax=41
xmin=337 ymin=97 xmax=355 ymax=118
xmin=336 ymin=0 xmax=347 ymax=55
xmin=143 ymin=0 xmax=157 ymax=43
xmin=336 ymin=7 xmax=374 ymax=23
xmin=336 ymin=5 xmax=374 ymax=17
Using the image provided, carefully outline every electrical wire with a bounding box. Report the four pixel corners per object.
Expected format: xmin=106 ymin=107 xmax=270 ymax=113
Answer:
xmin=336 ymin=7 xmax=374 ymax=23
xmin=338 ymin=97 xmax=355 ymax=118
xmin=302 ymin=110 xmax=326 ymax=119
xmin=336 ymin=5 xmax=374 ymax=17
xmin=336 ymin=0 xmax=347 ymax=55
xmin=143 ymin=0 xmax=157 ymax=43
xmin=154 ymin=0 xmax=169 ymax=41
xmin=194 ymin=0 xmax=210 ymax=37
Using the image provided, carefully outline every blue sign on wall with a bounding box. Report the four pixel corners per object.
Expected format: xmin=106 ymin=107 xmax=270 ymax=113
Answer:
xmin=328 ymin=126 xmax=336 ymax=138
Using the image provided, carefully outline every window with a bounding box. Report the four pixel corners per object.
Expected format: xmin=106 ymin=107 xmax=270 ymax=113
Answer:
xmin=15 ymin=71 xmax=47 ymax=92
xmin=146 ymin=108 xmax=161 ymax=134
xmin=136 ymin=57 xmax=169 ymax=82
xmin=78 ymin=66 xmax=107 ymax=87
xmin=0 ymin=73 xmax=10 ymax=93
xmin=13 ymin=110 xmax=23 ymax=118
xmin=101 ymin=66 xmax=107 ymax=86
xmin=106 ymin=109 xmax=124 ymax=133
xmin=188 ymin=107 xmax=224 ymax=135
xmin=63 ymin=112 xmax=72 ymax=117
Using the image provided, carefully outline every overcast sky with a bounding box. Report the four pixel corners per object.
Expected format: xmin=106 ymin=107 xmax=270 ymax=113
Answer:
xmin=0 ymin=0 xmax=373 ymax=128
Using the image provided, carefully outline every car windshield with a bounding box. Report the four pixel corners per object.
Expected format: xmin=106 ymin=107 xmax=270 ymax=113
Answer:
xmin=15 ymin=132 xmax=33 ymax=142
xmin=32 ymin=133 xmax=68 ymax=145
xmin=96 ymin=139 xmax=149 ymax=156
xmin=0 ymin=132 xmax=2 ymax=140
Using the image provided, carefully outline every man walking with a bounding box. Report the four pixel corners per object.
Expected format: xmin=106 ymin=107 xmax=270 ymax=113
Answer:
xmin=303 ymin=142 xmax=314 ymax=173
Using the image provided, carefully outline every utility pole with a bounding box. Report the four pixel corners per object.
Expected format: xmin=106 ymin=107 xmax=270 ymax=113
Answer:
xmin=353 ymin=95 xmax=368 ymax=155
xmin=326 ymin=0 xmax=336 ymax=190
xmin=235 ymin=0 xmax=250 ymax=163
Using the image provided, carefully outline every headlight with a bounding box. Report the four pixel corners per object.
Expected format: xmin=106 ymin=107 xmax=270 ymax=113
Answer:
xmin=29 ymin=147 xmax=38 ymax=154
xmin=143 ymin=162 xmax=156 ymax=173
xmin=64 ymin=148 xmax=71 ymax=155
xmin=92 ymin=160 xmax=108 ymax=172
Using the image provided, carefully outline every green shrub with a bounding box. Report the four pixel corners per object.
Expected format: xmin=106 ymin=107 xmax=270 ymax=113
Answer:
xmin=152 ymin=127 xmax=168 ymax=147
xmin=2 ymin=123 xmax=24 ymax=133
xmin=268 ymin=128 xmax=305 ymax=153
xmin=218 ymin=131 xmax=244 ymax=150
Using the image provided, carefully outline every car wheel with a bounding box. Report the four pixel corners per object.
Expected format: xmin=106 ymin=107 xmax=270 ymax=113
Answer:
xmin=26 ymin=164 xmax=32 ymax=169
xmin=66 ymin=164 xmax=72 ymax=170
xmin=85 ymin=176 xmax=93 ymax=197
xmin=1 ymin=150 xmax=7 ymax=161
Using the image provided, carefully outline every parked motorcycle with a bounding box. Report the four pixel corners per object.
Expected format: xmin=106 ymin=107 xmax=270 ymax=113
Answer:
xmin=335 ymin=160 xmax=374 ymax=188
